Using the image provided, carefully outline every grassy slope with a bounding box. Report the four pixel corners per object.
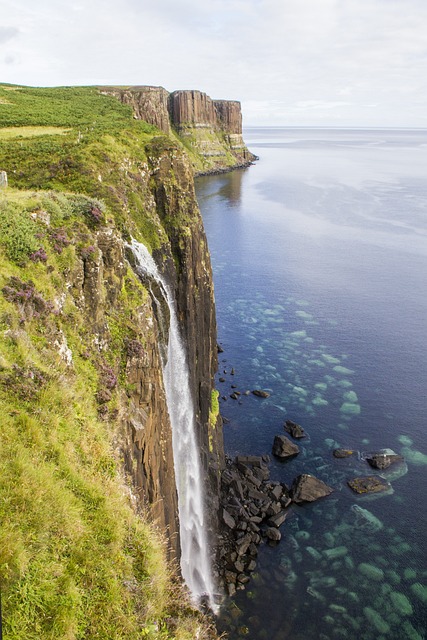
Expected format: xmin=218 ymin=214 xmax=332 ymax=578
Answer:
xmin=0 ymin=86 xmax=216 ymax=639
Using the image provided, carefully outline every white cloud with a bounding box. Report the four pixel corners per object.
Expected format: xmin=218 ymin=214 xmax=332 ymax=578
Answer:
xmin=0 ymin=0 xmax=426 ymax=125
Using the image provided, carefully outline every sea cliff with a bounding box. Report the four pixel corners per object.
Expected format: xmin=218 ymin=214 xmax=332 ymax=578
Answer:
xmin=101 ymin=85 xmax=256 ymax=174
xmin=0 ymin=83 xmax=247 ymax=638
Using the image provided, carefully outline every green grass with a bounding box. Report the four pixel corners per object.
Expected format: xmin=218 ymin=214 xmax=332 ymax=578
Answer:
xmin=0 ymin=85 xmax=133 ymax=129
xmin=0 ymin=86 xmax=176 ymax=251
xmin=0 ymin=126 xmax=71 ymax=139
xmin=0 ymin=188 xmax=217 ymax=639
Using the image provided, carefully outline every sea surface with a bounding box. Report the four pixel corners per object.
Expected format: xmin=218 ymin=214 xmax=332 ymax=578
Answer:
xmin=195 ymin=128 xmax=427 ymax=640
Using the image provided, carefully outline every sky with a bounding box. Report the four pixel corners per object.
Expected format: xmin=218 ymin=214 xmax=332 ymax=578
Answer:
xmin=0 ymin=0 xmax=426 ymax=127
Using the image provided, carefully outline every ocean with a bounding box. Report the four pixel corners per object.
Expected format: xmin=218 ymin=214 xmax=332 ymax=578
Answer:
xmin=195 ymin=128 xmax=427 ymax=640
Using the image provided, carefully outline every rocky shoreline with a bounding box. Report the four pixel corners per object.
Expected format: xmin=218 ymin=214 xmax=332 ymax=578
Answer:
xmin=195 ymin=159 xmax=258 ymax=178
xmin=217 ymin=449 xmax=334 ymax=596
xmin=215 ymin=351 xmax=407 ymax=599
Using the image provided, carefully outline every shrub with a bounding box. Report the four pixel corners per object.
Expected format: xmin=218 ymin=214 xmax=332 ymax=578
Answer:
xmin=0 ymin=201 xmax=39 ymax=264
xmin=2 ymin=277 xmax=55 ymax=320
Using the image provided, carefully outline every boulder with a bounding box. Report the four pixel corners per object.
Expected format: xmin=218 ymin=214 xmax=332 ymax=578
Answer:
xmin=284 ymin=419 xmax=306 ymax=439
xmin=222 ymin=509 xmax=236 ymax=529
xmin=252 ymin=389 xmax=270 ymax=398
xmin=265 ymin=527 xmax=282 ymax=542
xmin=267 ymin=510 xmax=288 ymax=528
xmin=290 ymin=474 xmax=334 ymax=503
xmin=366 ymin=452 xmax=404 ymax=470
xmin=333 ymin=448 xmax=356 ymax=458
xmin=347 ymin=476 xmax=390 ymax=494
xmin=272 ymin=435 xmax=300 ymax=459
xmin=235 ymin=455 xmax=265 ymax=468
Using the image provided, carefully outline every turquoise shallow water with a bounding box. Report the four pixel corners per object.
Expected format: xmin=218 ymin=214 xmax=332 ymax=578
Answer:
xmin=195 ymin=128 xmax=427 ymax=640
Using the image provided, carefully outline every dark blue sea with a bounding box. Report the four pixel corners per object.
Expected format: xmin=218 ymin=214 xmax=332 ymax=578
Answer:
xmin=195 ymin=128 xmax=427 ymax=640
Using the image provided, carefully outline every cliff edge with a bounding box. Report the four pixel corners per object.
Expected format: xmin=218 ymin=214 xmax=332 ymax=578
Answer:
xmin=0 ymin=84 xmax=222 ymax=638
xmin=101 ymin=85 xmax=256 ymax=174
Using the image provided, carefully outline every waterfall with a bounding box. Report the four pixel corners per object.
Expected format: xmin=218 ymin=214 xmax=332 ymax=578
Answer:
xmin=129 ymin=239 xmax=217 ymax=612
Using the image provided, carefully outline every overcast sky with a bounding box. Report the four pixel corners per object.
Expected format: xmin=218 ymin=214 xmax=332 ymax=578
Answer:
xmin=1 ymin=0 xmax=426 ymax=127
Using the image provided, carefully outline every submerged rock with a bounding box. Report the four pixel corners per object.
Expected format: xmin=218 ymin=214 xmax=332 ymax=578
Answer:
xmin=333 ymin=448 xmax=356 ymax=458
xmin=284 ymin=419 xmax=306 ymax=439
xmin=272 ymin=435 xmax=300 ymax=459
xmin=366 ymin=451 xmax=404 ymax=469
xmin=389 ymin=590 xmax=413 ymax=616
xmin=347 ymin=476 xmax=390 ymax=494
xmin=290 ymin=474 xmax=333 ymax=503
xmin=324 ymin=546 xmax=348 ymax=560
xmin=358 ymin=562 xmax=385 ymax=581
xmin=351 ymin=504 xmax=384 ymax=532
xmin=401 ymin=621 xmax=424 ymax=640
xmin=410 ymin=582 xmax=427 ymax=604
xmin=363 ymin=607 xmax=390 ymax=634
xmin=252 ymin=389 xmax=270 ymax=398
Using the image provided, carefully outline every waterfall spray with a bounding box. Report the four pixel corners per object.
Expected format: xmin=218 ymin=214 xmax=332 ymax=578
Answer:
xmin=129 ymin=239 xmax=217 ymax=612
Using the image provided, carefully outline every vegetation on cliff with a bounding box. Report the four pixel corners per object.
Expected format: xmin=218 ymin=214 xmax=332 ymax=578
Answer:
xmin=0 ymin=85 xmax=218 ymax=638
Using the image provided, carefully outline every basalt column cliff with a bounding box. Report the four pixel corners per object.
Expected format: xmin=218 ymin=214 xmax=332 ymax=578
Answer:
xmin=102 ymin=86 xmax=256 ymax=174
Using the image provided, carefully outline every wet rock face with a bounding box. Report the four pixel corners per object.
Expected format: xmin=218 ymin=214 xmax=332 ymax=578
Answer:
xmin=148 ymin=140 xmax=224 ymax=530
xmin=121 ymin=301 xmax=179 ymax=556
xmin=69 ymin=228 xmax=180 ymax=557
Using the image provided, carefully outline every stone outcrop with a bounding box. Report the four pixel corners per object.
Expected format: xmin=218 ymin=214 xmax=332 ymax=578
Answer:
xmin=214 ymin=100 xmax=242 ymax=134
xmin=100 ymin=86 xmax=171 ymax=133
xmin=61 ymin=137 xmax=224 ymax=558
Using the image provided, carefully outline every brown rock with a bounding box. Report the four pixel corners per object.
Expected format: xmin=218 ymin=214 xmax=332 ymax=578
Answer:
xmin=366 ymin=453 xmax=404 ymax=470
xmin=272 ymin=435 xmax=300 ymax=459
xmin=284 ymin=419 xmax=306 ymax=439
xmin=267 ymin=511 xmax=288 ymax=528
xmin=222 ymin=509 xmax=236 ymax=529
xmin=290 ymin=474 xmax=334 ymax=503
xmin=252 ymin=389 xmax=271 ymax=398
xmin=266 ymin=527 xmax=282 ymax=542
xmin=347 ymin=476 xmax=391 ymax=494
xmin=333 ymin=448 xmax=356 ymax=458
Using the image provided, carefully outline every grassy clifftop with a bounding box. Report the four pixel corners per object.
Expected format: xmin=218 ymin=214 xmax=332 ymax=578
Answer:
xmin=0 ymin=86 xmax=217 ymax=639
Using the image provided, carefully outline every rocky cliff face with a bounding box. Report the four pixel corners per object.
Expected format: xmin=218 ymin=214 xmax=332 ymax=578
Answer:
xmin=102 ymin=86 xmax=256 ymax=174
xmin=148 ymin=140 xmax=224 ymax=504
xmin=0 ymin=83 xmax=229 ymax=560
xmin=101 ymin=86 xmax=171 ymax=134
xmin=0 ymin=83 xmax=227 ymax=634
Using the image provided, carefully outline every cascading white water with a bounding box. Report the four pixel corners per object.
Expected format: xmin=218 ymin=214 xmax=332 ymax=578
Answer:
xmin=130 ymin=239 xmax=217 ymax=612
